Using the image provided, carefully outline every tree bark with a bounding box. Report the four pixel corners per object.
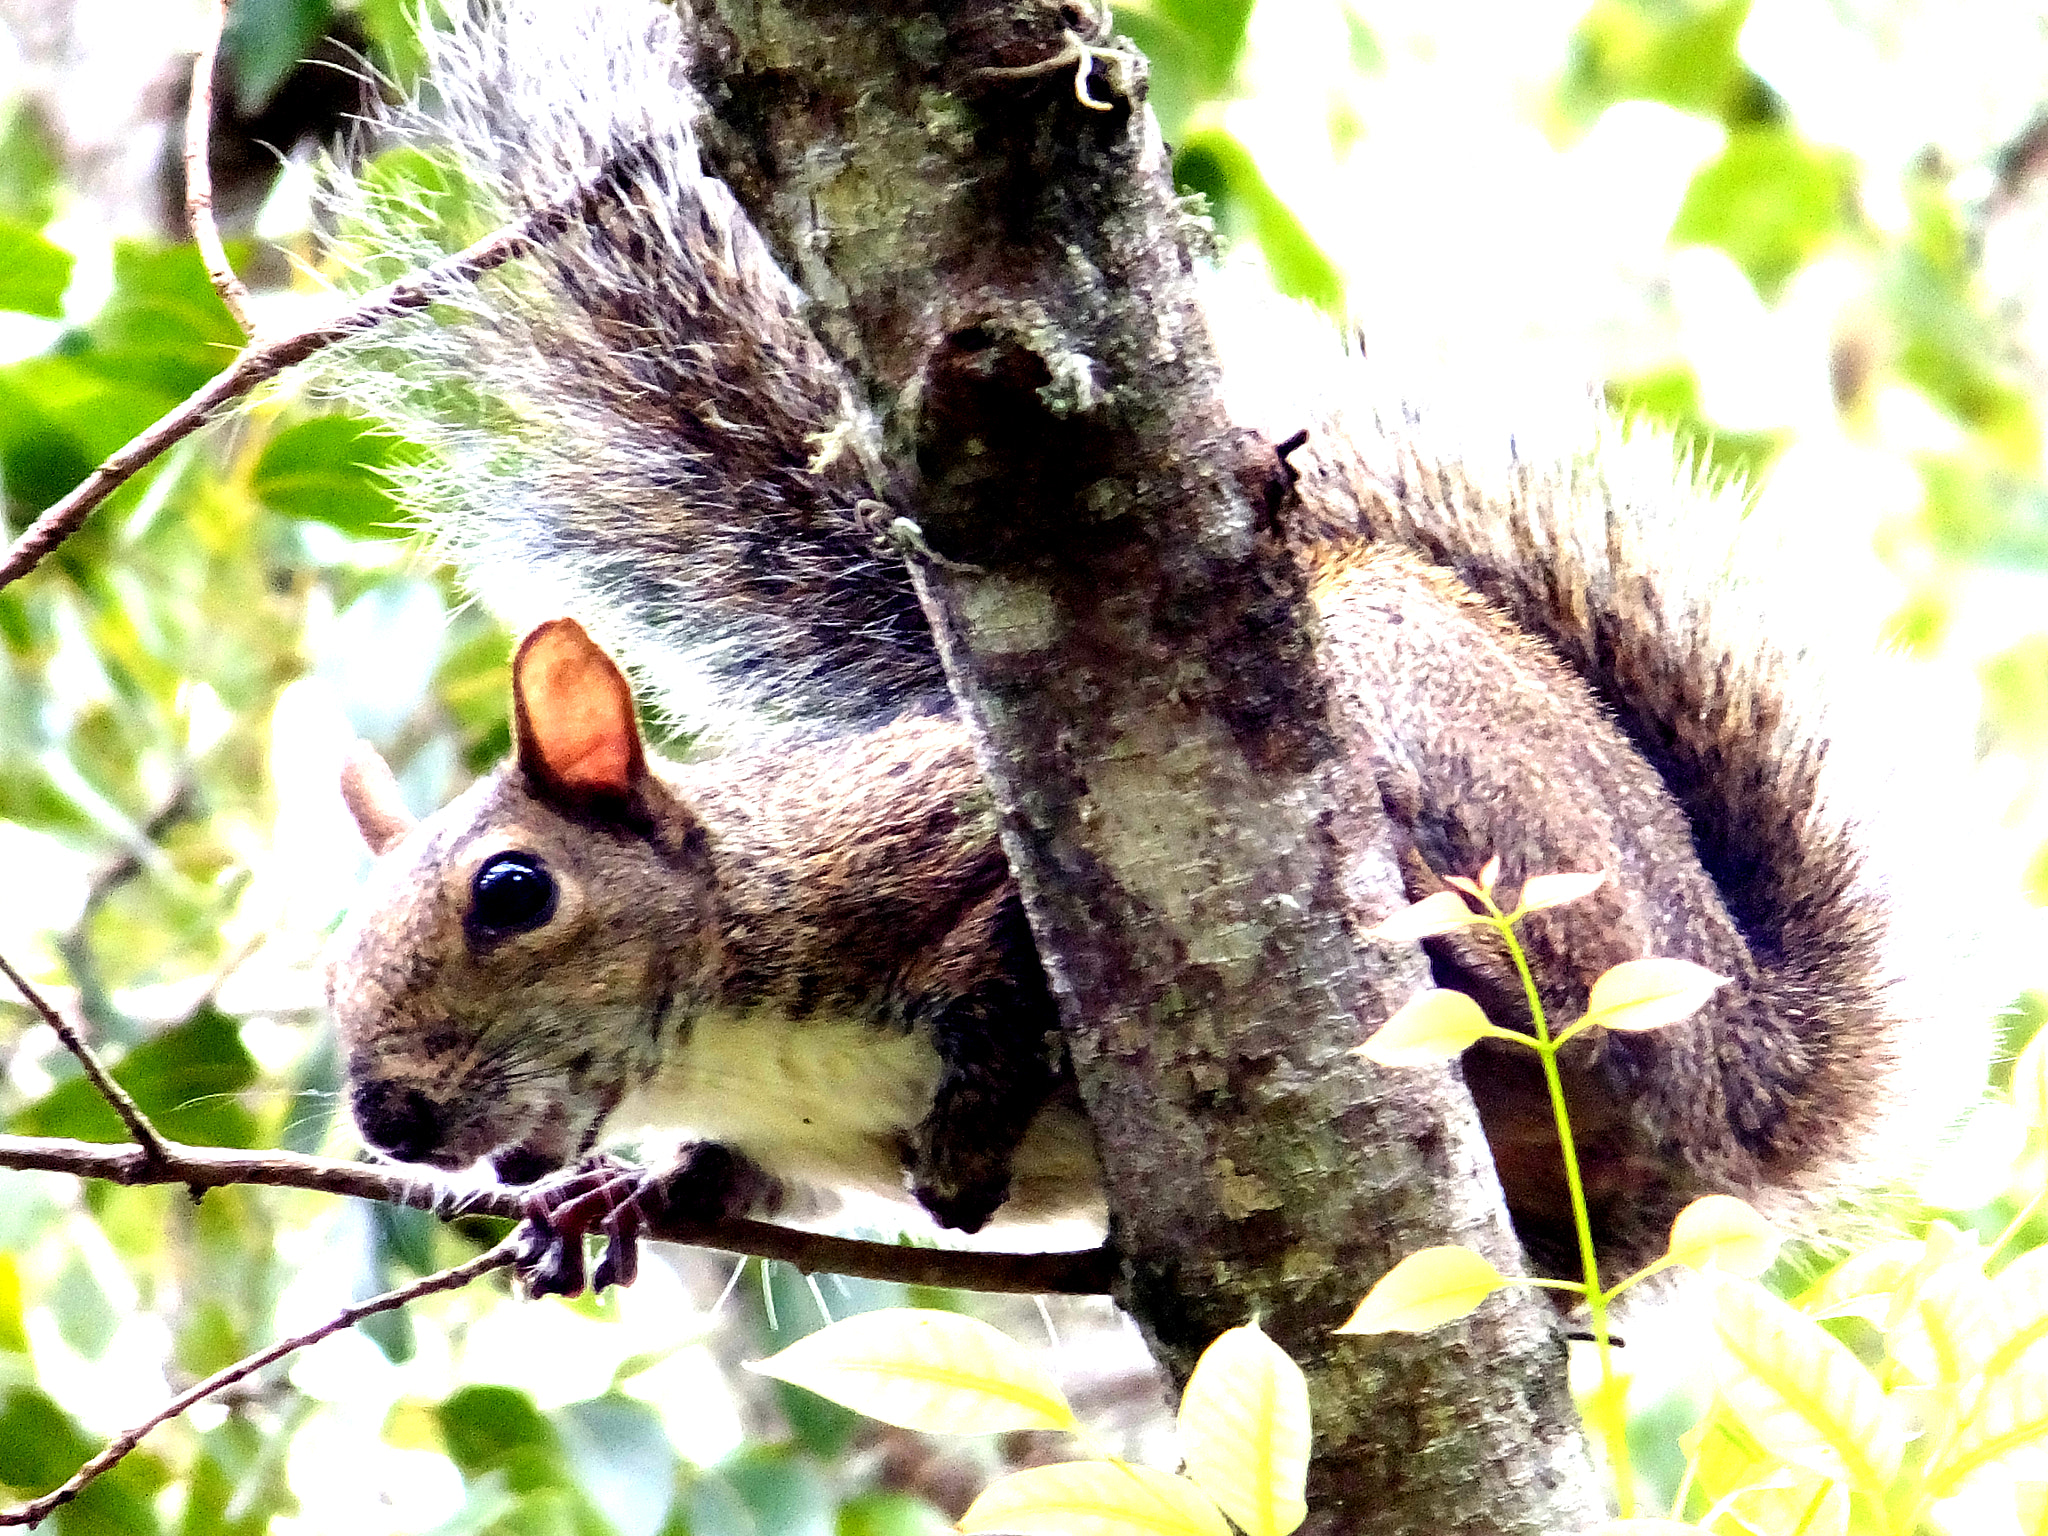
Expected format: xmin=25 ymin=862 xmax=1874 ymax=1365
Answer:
xmin=688 ymin=3 xmax=1604 ymax=1528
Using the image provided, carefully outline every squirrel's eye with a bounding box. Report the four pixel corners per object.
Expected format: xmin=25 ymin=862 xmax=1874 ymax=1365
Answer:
xmin=470 ymin=852 xmax=556 ymax=936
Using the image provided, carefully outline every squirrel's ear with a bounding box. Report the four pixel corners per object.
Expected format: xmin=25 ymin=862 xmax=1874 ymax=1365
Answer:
xmin=512 ymin=618 xmax=648 ymax=804
xmin=340 ymin=742 xmax=417 ymax=856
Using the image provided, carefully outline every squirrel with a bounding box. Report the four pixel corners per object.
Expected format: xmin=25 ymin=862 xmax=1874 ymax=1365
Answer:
xmin=319 ymin=0 xmax=1979 ymax=1295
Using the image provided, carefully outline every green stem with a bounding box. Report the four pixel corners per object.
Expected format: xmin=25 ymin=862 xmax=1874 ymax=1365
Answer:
xmin=1496 ymin=910 xmax=1635 ymax=1516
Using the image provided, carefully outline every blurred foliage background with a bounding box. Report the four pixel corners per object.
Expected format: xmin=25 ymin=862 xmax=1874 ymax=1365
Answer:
xmin=3 ymin=0 xmax=2048 ymax=1531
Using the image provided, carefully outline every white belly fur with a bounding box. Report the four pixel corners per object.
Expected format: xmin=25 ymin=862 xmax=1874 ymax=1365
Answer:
xmin=606 ymin=1009 xmax=1104 ymax=1222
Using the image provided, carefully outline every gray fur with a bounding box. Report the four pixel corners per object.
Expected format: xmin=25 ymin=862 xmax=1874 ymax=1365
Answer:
xmin=315 ymin=0 xmax=939 ymax=729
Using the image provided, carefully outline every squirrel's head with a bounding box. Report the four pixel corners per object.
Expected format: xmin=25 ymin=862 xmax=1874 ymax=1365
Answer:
xmin=324 ymin=619 xmax=719 ymax=1184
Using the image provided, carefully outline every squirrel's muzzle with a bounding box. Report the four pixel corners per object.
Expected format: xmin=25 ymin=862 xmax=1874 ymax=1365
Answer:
xmin=350 ymin=1077 xmax=448 ymax=1165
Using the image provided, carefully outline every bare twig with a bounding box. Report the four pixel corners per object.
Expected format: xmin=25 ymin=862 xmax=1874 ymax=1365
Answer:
xmin=56 ymin=777 xmax=202 ymax=1037
xmin=185 ymin=0 xmax=254 ymax=336
xmin=0 ymin=166 xmax=612 ymax=592
xmin=0 ymin=1235 xmax=524 ymax=1526
xmin=0 ymin=951 xmax=171 ymax=1166
xmin=0 ymin=1133 xmax=1118 ymax=1295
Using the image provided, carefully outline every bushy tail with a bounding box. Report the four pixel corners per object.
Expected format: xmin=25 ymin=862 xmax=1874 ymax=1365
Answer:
xmin=315 ymin=0 xmax=941 ymax=728
xmin=1282 ymin=378 xmax=1985 ymax=1195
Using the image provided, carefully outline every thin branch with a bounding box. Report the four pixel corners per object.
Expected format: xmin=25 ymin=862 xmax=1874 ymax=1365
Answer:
xmin=0 ymin=166 xmax=610 ymax=592
xmin=0 ymin=1234 xmax=524 ymax=1527
xmin=57 ymin=777 xmax=201 ymax=1038
xmin=185 ymin=0 xmax=254 ymax=336
xmin=0 ymin=951 xmax=170 ymax=1166
xmin=0 ymin=1133 xmax=1118 ymax=1295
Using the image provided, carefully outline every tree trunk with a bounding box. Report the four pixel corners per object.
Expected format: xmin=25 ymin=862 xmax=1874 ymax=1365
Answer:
xmin=689 ymin=3 xmax=1604 ymax=1528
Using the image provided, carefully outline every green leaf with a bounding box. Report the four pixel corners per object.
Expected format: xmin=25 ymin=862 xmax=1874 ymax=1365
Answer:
xmin=437 ymin=1385 xmax=565 ymax=1489
xmin=1671 ymin=128 xmax=1856 ymax=303
xmin=50 ymin=1252 xmax=120 ymax=1360
xmin=0 ymin=356 xmax=158 ymax=511
xmin=178 ymin=1417 xmax=297 ymax=1536
xmin=1922 ymin=457 xmax=2048 ymax=568
xmin=1177 ymin=1323 xmax=1310 ymax=1536
xmin=960 ymin=1463 xmax=1231 ymax=1536
xmin=10 ymin=1007 xmax=260 ymax=1148
xmin=1335 ymin=1247 xmax=1512 ymax=1334
xmin=174 ymin=1299 xmax=246 ymax=1380
xmin=1556 ymin=0 xmax=1764 ymax=128
xmin=0 ymin=1386 xmax=96 ymax=1491
xmin=353 ymin=0 xmax=434 ymax=87
xmin=1117 ymin=0 xmax=1258 ymax=140
xmin=1171 ymin=130 xmax=1344 ymax=317
xmin=747 ymin=1308 xmax=1078 ymax=1434
xmin=85 ymin=242 xmax=243 ymax=401
xmin=2016 ymin=1026 xmax=2048 ymax=1131
xmin=252 ymin=416 xmax=413 ymax=537
xmin=708 ymin=1447 xmax=834 ymax=1536
xmin=836 ymin=1492 xmax=951 ymax=1536
xmin=221 ymin=0 xmax=334 ymax=114
xmin=0 ymin=219 xmax=72 ymax=318
xmin=0 ymin=100 xmax=62 ymax=227
xmin=555 ymin=1396 xmax=676 ymax=1536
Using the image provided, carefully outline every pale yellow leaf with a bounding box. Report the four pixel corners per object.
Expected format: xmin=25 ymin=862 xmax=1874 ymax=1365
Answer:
xmin=746 ymin=1308 xmax=1075 ymax=1433
xmin=1890 ymin=1254 xmax=1995 ymax=1387
xmin=1514 ymin=871 xmax=1606 ymax=914
xmin=1664 ymin=1196 xmax=1782 ymax=1278
xmin=1583 ymin=1522 xmax=1703 ymax=1535
xmin=1711 ymin=1279 xmax=1903 ymax=1493
xmin=959 ymin=1462 xmax=1231 ymax=1536
xmin=2016 ymin=1028 xmax=2048 ymax=1130
xmin=1584 ymin=958 xmax=1730 ymax=1033
xmin=1477 ymin=853 xmax=1502 ymax=895
xmin=1978 ymin=1245 xmax=2048 ymax=1389
xmin=1356 ymin=989 xmax=1493 ymax=1066
xmin=1364 ymin=890 xmax=1482 ymax=943
xmin=2018 ymin=1480 xmax=2048 ymax=1536
xmin=1804 ymin=1241 xmax=1928 ymax=1325
xmin=1941 ymin=1355 xmax=2048 ymax=1491
xmin=1937 ymin=1249 xmax=2048 ymax=1489
xmin=1721 ymin=1469 xmax=1849 ymax=1536
xmin=1177 ymin=1323 xmax=1310 ymax=1536
xmin=1335 ymin=1246 xmax=1508 ymax=1334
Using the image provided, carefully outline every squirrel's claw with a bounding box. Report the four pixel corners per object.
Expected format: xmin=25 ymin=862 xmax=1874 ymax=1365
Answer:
xmin=514 ymin=1153 xmax=649 ymax=1298
xmin=513 ymin=1215 xmax=588 ymax=1298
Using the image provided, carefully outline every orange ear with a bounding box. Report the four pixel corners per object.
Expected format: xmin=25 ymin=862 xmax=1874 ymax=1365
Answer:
xmin=340 ymin=741 xmax=418 ymax=856
xmin=512 ymin=619 xmax=648 ymax=803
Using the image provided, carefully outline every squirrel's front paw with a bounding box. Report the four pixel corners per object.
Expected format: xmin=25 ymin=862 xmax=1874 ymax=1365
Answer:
xmin=514 ymin=1153 xmax=653 ymax=1298
xmin=647 ymin=1143 xmax=785 ymax=1226
xmin=511 ymin=1144 xmax=785 ymax=1298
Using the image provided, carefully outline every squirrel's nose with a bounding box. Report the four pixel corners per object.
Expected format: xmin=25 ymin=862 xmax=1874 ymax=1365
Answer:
xmin=350 ymin=1078 xmax=445 ymax=1163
